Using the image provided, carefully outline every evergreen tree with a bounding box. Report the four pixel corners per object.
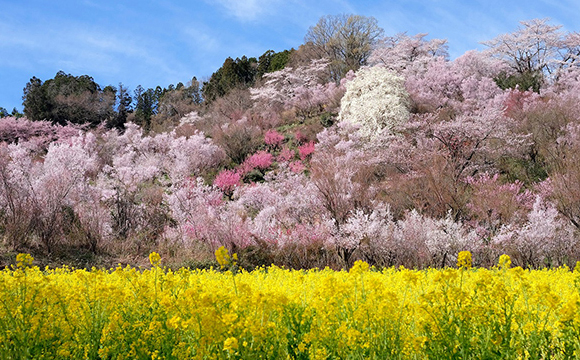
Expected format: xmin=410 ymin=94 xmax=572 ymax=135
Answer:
xmin=202 ymin=56 xmax=258 ymax=102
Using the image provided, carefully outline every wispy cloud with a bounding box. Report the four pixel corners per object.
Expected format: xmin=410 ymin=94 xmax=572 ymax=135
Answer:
xmin=209 ymin=0 xmax=282 ymax=22
xmin=181 ymin=26 xmax=221 ymax=53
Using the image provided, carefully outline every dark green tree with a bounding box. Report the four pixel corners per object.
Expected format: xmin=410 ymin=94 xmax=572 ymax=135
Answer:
xmin=22 ymin=76 xmax=51 ymax=121
xmin=269 ymin=50 xmax=292 ymax=72
xmin=202 ymin=56 xmax=258 ymax=102
xmin=22 ymin=71 xmax=115 ymax=125
xmin=256 ymin=49 xmax=292 ymax=78
xmin=257 ymin=50 xmax=275 ymax=77
xmin=187 ymin=77 xmax=203 ymax=105
xmin=494 ymin=70 xmax=544 ymax=93
xmin=106 ymin=83 xmax=133 ymax=130
xmin=134 ymin=85 xmax=161 ymax=130
xmin=11 ymin=108 xmax=23 ymax=118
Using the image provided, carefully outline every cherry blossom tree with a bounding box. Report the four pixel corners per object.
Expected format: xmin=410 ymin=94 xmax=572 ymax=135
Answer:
xmin=404 ymin=53 xmax=506 ymax=115
xmin=0 ymin=133 xmax=100 ymax=253
xmin=0 ymin=116 xmax=87 ymax=151
xmin=548 ymin=124 xmax=580 ymax=229
xmin=250 ymin=59 xmax=345 ymax=120
xmin=310 ymin=122 xmax=388 ymax=264
xmin=483 ymin=18 xmax=580 ymax=86
xmin=493 ymin=196 xmax=577 ymax=268
xmin=466 ymin=173 xmax=534 ymax=236
xmin=369 ymin=33 xmax=448 ymax=75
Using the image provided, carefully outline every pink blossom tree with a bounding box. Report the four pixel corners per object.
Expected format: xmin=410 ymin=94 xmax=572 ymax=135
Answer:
xmin=492 ymin=196 xmax=577 ymax=268
xmin=483 ymin=18 xmax=580 ymax=86
xmin=250 ymin=59 xmax=345 ymax=120
xmin=264 ymin=129 xmax=285 ymax=148
xmin=0 ymin=133 xmax=100 ymax=253
xmin=0 ymin=116 xmax=87 ymax=151
xmin=214 ymin=169 xmax=241 ymax=197
xmin=466 ymin=173 xmax=534 ymax=236
xmin=369 ymin=33 xmax=448 ymax=75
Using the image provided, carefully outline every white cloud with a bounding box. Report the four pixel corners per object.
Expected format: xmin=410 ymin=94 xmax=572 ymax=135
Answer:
xmin=182 ymin=26 xmax=221 ymax=53
xmin=209 ymin=0 xmax=281 ymax=22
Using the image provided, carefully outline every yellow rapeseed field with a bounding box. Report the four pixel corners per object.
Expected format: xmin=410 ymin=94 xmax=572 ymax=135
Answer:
xmin=1 ymin=250 xmax=580 ymax=359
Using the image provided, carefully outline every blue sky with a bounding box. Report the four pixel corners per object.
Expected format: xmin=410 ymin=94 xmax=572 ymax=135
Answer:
xmin=1 ymin=0 xmax=579 ymax=111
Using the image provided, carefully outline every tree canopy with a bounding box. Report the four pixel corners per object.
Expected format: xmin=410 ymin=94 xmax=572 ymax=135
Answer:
xmin=22 ymin=71 xmax=116 ymax=126
xmin=305 ymin=14 xmax=384 ymax=81
xmin=202 ymin=49 xmax=292 ymax=103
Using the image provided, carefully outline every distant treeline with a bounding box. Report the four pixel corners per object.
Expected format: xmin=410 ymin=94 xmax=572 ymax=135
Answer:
xmin=2 ymin=49 xmax=292 ymax=131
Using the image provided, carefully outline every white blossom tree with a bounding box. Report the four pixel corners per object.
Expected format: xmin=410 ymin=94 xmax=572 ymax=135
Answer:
xmin=338 ymin=66 xmax=410 ymax=138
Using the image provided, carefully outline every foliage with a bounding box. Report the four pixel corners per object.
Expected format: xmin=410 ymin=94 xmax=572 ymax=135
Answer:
xmin=202 ymin=56 xmax=259 ymax=103
xmin=256 ymin=49 xmax=293 ymax=78
xmin=106 ymin=83 xmax=133 ymax=130
xmin=22 ymin=71 xmax=116 ymax=126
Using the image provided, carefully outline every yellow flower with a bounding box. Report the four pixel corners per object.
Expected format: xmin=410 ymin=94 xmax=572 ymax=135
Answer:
xmin=498 ymin=254 xmax=511 ymax=269
xmin=457 ymin=251 xmax=472 ymax=269
xmin=560 ymin=296 xmax=579 ymax=323
xmin=166 ymin=316 xmax=181 ymax=330
xmin=350 ymin=260 xmax=370 ymax=275
xmin=223 ymin=337 xmax=239 ymax=351
xmin=16 ymin=253 xmax=34 ymax=268
xmin=149 ymin=252 xmax=161 ymax=267
xmin=215 ymin=246 xmax=237 ymax=269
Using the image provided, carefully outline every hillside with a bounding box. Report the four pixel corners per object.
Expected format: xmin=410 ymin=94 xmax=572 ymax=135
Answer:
xmin=1 ymin=17 xmax=580 ymax=270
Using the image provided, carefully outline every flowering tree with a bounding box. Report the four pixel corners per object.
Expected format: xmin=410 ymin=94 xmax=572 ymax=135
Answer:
xmin=264 ymin=129 xmax=285 ymax=148
xmin=483 ymin=18 xmax=580 ymax=87
xmin=94 ymin=123 xmax=224 ymax=246
xmin=338 ymin=66 xmax=410 ymax=138
xmin=0 ymin=133 xmax=100 ymax=253
xmin=250 ymin=59 xmax=345 ymax=120
xmin=0 ymin=116 xmax=86 ymax=151
xmin=214 ymin=169 xmax=241 ymax=197
xmin=549 ymin=124 xmax=580 ymax=229
xmin=310 ymin=123 xmax=387 ymax=264
xmin=493 ymin=196 xmax=577 ymax=268
xmin=466 ymin=173 xmax=534 ymax=236
xmin=405 ymin=53 xmax=505 ymax=115
xmin=369 ymin=33 xmax=448 ymax=75
xmin=165 ymin=131 xmax=225 ymax=181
